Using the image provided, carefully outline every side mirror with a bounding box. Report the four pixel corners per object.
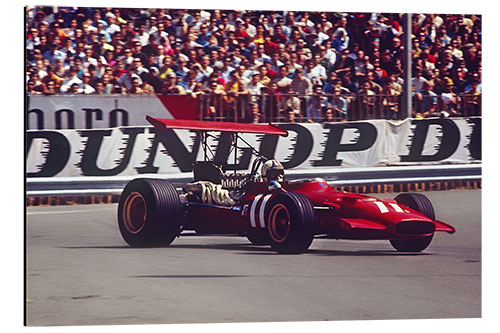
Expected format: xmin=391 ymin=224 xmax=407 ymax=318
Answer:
xmin=268 ymin=180 xmax=283 ymax=191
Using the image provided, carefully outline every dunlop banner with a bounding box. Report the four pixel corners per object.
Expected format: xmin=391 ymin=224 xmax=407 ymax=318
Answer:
xmin=26 ymin=118 xmax=481 ymax=178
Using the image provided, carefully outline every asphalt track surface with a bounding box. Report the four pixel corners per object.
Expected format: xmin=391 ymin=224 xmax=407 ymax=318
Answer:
xmin=26 ymin=189 xmax=481 ymax=326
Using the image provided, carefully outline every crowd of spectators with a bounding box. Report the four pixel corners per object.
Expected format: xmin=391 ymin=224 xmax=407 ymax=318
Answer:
xmin=26 ymin=7 xmax=482 ymax=121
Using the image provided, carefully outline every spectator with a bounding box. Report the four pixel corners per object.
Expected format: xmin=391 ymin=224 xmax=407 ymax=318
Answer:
xmin=290 ymin=65 xmax=312 ymax=95
xmin=135 ymin=23 xmax=150 ymax=46
xmin=81 ymin=45 xmax=98 ymax=69
xmin=99 ymin=73 xmax=115 ymax=94
xmin=246 ymin=72 xmax=265 ymax=101
xmin=128 ymin=76 xmax=146 ymax=94
xmin=245 ymin=102 xmax=261 ymax=123
xmin=132 ymin=40 xmax=148 ymax=66
xmin=328 ymin=87 xmax=348 ymax=121
xmin=331 ymin=28 xmax=349 ymax=53
xmin=333 ymin=48 xmax=354 ymax=75
xmin=43 ymin=42 xmax=66 ymax=66
xmin=307 ymin=85 xmax=327 ymax=121
xmin=132 ymin=57 xmax=150 ymax=78
xmin=41 ymin=65 xmax=63 ymax=91
xmin=27 ymin=79 xmax=43 ymax=94
xmin=273 ymin=65 xmax=292 ymax=92
xmin=66 ymin=82 xmax=82 ymax=94
xmin=340 ymin=71 xmax=357 ymax=93
xmin=353 ymin=50 xmax=369 ymax=79
xmin=284 ymin=107 xmax=297 ymax=122
xmin=322 ymin=71 xmax=339 ymax=94
xmin=117 ymin=65 xmax=142 ymax=91
xmin=303 ymin=58 xmax=324 ymax=86
xmin=416 ymin=81 xmax=438 ymax=117
xmin=463 ymin=78 xmax=481 ymax=116
xmin=319 ymin=44 xmax=337 ymax=71
xmin=321 ymin=107 xmax=335 ymax=123
xmin=59 ymin=66 xmax=83 ymax=92
xmin=365 ymin=71 xmax=383 ymax=95
xmin=411 ymin=66 xmax=428 ymax=92
xmin=279 ymin=85 xmax=301 ymax=118
xmin=159 ymin=54 xmax=175 ymax=79
xmin=311 ymin=53 xmax=328 ymax=82
xmin=73 ymin=57 xmax=85 ymax=77
xmin=440 ymin=78 xmax=461 ymax=117
xmin=105 ymin=13 xmax=121 ymax=36
xmin=220 ymin=56 xmax=235 ymax=82
xmin=81 ymin=71 xmax=96 ymax=94
xmin=92 ymin=78 xmax=105 ymax=94
xmin=160 ymin=72 xmax=186 ymax=94
xmin=258 ymin=64 xmax=272 ymax=86
xmin=381 ymin=79 xmax=401 ymax=119
xmin=356 ymin=80 xmax=376 ymax=119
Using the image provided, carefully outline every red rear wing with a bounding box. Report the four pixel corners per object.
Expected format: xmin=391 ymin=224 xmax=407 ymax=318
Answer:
xmin=146 ymin=116 xmax=288 ymax=137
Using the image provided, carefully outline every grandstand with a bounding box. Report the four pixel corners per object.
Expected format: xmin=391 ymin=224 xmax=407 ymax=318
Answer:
xmin=26 ymin=7 xmax=481 ymax=122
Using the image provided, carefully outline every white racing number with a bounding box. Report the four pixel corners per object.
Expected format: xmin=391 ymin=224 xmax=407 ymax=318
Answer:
xmin=374 ymin=201 xmax=389 ymax=213
xmin=374 ymin=201 xmax=404 ymax=213
xmin=250 ymin=194 xmax=273 ymax=228
xmin=388 ymin=202 xmax=404 ymax=212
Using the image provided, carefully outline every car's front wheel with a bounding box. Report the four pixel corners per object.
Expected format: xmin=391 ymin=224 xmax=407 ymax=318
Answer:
xmin=390 ymin=193 xmax=435 ymax=252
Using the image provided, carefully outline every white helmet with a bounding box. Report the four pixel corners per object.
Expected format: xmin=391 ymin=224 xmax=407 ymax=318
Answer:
xmin=261 ymin=159 xmax=284 ymax=182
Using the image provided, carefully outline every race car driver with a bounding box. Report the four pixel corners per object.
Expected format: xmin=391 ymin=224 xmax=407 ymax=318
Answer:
xmin=261 ymin=159 xmax=285 ymax=182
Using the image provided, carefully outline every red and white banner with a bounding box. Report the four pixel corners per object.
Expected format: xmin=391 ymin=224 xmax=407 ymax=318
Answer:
xmin=26 ymin=118 xmax=481 ymax=179
xmin=27 ymin=95 xmax=198 ymax=130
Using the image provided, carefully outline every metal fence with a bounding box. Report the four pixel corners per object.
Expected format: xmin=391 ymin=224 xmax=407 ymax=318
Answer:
xmin=195 ymin=92 xmax=481 ymax=123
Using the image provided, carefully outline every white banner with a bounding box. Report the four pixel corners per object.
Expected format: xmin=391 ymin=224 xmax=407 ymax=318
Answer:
xmin=27 ymin=95 xmax=198 ymax=130
xmin=26 ymin=118 xmax=481 ymax=178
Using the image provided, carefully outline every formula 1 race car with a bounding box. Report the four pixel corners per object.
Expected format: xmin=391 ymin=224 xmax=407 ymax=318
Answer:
xmin=117 ymin=117 xmax=455 ymax=254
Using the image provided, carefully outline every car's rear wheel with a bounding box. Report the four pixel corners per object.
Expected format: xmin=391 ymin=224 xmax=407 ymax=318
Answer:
xmin=266 ymin=192 xmax=315 ymax=254
xmin=390 ymin=193 xmax=435 ymax=252
xmin=118 ymin=178 xmax=182 ymax=247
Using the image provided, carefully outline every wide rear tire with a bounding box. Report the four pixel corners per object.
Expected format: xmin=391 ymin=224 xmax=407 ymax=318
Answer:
xmin=266 ymin=192 xmax=315 ymax=254
xmin=390 ymin=193 xmax=435 ymax=252
xmin=118 ymin=178 xmax=182 ymax=247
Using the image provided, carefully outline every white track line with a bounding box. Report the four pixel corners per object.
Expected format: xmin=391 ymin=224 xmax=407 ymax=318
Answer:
xmin=27 ymin=207 xmax=112 ymax=215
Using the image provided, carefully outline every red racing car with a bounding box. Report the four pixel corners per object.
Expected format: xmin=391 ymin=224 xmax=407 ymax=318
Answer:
xmin=117 ymin=117 xmax=455 ymax=254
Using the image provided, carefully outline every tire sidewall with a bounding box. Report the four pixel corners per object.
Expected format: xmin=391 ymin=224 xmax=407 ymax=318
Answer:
xmin=394 ymin=193 xmax=435 ymax=221
xmin=118 ymin=178 xmax=180 ymax=246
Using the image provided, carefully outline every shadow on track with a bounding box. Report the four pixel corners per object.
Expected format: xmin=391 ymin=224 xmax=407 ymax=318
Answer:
xmin=61 ymin=242 xmax=431 ymax=257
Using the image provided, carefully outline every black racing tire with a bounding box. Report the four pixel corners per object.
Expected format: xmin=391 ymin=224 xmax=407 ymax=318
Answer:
xmin=394 ymin=193 xmax=436 ymax=220
xmin=266 ymin=192 xmax=316 ymax=254
xmin=246 ymin=231 xmax=270 ymax=246
xmin=390 ymin=193 xmax=435 ymax=252
xmin=118 ymin=178 xmax=182 ymax=247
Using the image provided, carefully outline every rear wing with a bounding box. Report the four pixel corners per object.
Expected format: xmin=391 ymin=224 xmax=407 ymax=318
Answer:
xmin=146 ymin=116 xmax=288 ymax=137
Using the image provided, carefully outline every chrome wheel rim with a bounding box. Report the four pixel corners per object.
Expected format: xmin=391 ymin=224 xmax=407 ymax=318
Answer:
xmin=268 ymin=204 xmax=290 ymax=243
xmin=123 ymin=192 xmax=147 ymax=234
